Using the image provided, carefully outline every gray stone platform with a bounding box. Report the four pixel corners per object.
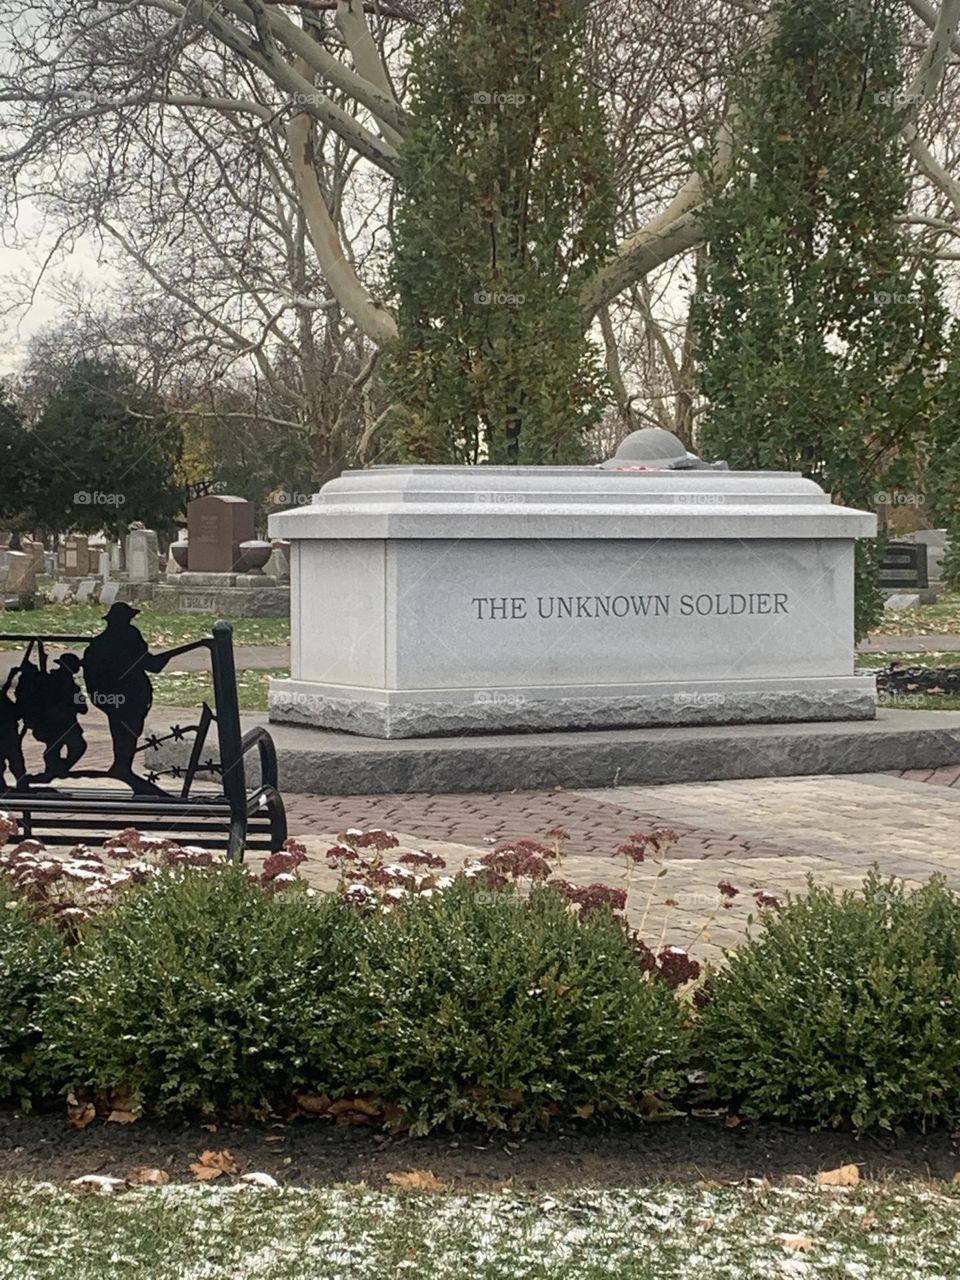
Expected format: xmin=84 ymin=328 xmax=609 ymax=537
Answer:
xmin=155 ymin=707 xmax=960 ymax=795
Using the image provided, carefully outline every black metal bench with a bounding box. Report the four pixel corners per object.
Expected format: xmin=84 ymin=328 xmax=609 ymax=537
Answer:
xmin=0 ymin=620 xmax=286 ymax=861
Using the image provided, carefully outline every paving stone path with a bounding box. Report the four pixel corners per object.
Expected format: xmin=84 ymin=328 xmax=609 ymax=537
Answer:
xmin=283 ymin=771 xmax=960 ymax=963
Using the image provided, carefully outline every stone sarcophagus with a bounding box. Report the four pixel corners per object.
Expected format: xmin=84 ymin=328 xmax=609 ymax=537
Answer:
xmin=268 ymin=465 xmax=877 ymax=739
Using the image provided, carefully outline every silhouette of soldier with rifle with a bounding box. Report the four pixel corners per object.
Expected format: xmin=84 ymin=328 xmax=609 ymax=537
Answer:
xmin=82 ymin=602 xmax=196 ymax=794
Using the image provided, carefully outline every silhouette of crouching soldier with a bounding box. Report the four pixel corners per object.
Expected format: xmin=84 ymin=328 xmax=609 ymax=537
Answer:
xmin=0 ymin=669 xmax=28 ymax=791
xmin=33 ymin=653 xmax=88 ymax=782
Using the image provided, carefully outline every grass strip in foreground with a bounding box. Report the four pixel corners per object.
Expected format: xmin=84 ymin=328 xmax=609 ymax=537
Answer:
xmin=1 ymin=1181 xmax=960 ymax=1279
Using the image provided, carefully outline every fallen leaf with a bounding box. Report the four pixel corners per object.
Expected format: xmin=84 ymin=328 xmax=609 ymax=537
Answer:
xmin=772 ymin=1234 xmax=813 ymax=1253
xmin=107 ymin=1109 xmax=138 ymax=1125
xmin=189 ymin=1150 xmax=239 ymax=1182
xmin=328 ymin=1097 xmax=380 ymax=1117
xmin=816 ymin=1163 xmax=860 ymax=1187
xmin=70 ymin=1175 xmax=126 ymax=1194
xmin=66 ymin=1094 xmax=95 ymax=1130
xmin=860 ymin=1211 xmax=877 ymax=1231
xmin=294 ymin=1092 xmax=332 ymax=1116
xmin=126 ymin=1167 xmax=170 ymax=1186
xmin=386 ymin=1169 xmax=446 ymax=1192
xmin=239 ymin=1172 xmax=279 ymax=1189
xmin=724 ymin=1114 xmax=742 ymax=1128
xmin=575 ymin=1103 xmax=595 ymax=1119
xmin=695 ymin=1216 xmax=715 ymax=1233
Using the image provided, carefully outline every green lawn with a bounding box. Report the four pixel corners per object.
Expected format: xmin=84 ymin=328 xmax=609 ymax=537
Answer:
xmin=1 ymin=1181 xmax=959 ymax=1279
xmin=0 ymin=603 xmax=289 ymax=649
xmin=870 ymin=590 xmax=960 ymax=637
xmin=856 ymin=651 xmax=960 ymax=711
xmin=151 ymin=668 xmax=288 ymax=711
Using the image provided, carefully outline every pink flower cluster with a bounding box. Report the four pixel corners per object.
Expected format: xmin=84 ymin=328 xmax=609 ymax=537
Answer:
xmin=327 ymin=828 xmax=451 ymax=906
xmin=0 ymin=830 xmax=310 ymax=934
xmin=616 ymin=828 xmax=680 ymax=865
xmin=633 ymin=938 xmax=702 ymax=989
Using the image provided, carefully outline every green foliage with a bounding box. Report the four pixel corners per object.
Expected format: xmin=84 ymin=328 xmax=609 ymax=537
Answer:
xmin=384 ymin=0 xmax=615 ymax=464
xmin=0 ymin=389 xmax=31 ymax=531
xmin=37 ymin=868 xmax=370 ymax=1117
xmin=0 ymin=879 xmax=63 ymax=1105
xmin=924 ymin=324 xmax=960 ymax=588
xmin=358 ymin=880 xmax=691 ymax=1133
xmin=699 ymin=872 xmax=960 ymax=1130
xmin=693 ymin=0 xmax=949 ymax=638
xmin=30 ymin=357 xmax=182 ymax=538
xmin=35 ymin=871 xmax=689 ymax=1131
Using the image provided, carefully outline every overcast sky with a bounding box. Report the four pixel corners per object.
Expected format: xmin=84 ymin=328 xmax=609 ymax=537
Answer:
xmin=0 ymin=204 xmax=113 ymax=375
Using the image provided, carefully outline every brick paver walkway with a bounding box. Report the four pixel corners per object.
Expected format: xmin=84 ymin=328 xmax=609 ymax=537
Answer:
xmin=281 ymin=771 xmax=960 ymax=963
xmin=897 ymin=764 xmax=960 ymax=787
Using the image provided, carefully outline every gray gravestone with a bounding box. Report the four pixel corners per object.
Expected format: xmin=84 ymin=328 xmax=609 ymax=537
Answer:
xmin=76 ymin=579 xmax=99 ymax=604
xmin=99 ymin=580 xmax=121 ymax=607
xmin=126 ymin=529 xmax=159 ymax=582
xmin=22 ymin=540 xmax=45 ymax=573
xmin=64 ymin=535 xmax=89 ymax=578
xmin=51 ymin=582 xmax=74 ymax=603
xmin=0 ymin=550 xmax=36 ymax=594
xmin=266 ymin=541 xmax=291 ymax=582
xmin=187 ymin=495 xmax=255 ymax=572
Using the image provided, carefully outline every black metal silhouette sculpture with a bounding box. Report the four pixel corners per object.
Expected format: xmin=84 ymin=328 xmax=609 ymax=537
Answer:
xmin=0 ymin=668 xmax=27 ymax=790
xmin=0 ymin=617 xmax=286 ymax=859
xmin=81 ymin=602 xmax=190 ymax=795
xmin=32 ymin=653 xmax=88 ymax=782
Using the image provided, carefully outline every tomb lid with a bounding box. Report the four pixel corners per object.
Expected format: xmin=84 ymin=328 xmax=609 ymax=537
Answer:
xmin=269 ymin=465 xmax=876 ymax=542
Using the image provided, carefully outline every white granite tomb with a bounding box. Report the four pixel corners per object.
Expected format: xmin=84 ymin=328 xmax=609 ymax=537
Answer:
xmin=269 ymin=466 xmax=877 ymax=738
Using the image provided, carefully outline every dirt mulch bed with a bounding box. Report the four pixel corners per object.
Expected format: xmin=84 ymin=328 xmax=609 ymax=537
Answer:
xmin=1 ymin=1112 xmax=959 ymax=1189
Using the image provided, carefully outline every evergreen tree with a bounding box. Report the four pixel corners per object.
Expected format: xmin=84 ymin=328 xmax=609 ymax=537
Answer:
xmin=0 ymin=390 xmax=30 ymax=533
xmin=692 ymin=0 xmax=947 ymax=635
xmin=385 ymin=0 xmax=616 ymax=465
xmin=32 ymin=358 xmax=183 ymax=538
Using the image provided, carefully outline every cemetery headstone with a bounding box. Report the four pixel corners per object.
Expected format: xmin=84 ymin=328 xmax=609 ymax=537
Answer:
xmin=51 ymin=582 xmax=75 ymax=604
xmin=76 ymin=579 xmax=99 ymax=604
xmin=99 ymin=581 xmax=121 ymax=607
xmin=879 ymin=541 xmax=928 ymax=591
xmin=98 ymin=550 xmax=111 ymax=580
xmin=64 ymin=535 xmax=89 ymax=578
xmin=0 ymin=550 xmax=37 ymax=595
xmin=23 ymin=541 xmax=45 ymax=574
xmin=187 ymin=496 xmax=255 ymax=573
xmin=266 ymin=540 xmax=291 ymax=582
xmin=108 ymin=541 xmax=124 ymax=574
xmin=126 ymin=529 xmax=160 ymax=583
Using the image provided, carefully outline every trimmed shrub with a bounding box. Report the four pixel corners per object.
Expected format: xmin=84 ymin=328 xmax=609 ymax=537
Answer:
xmin=37 ymin=867 xmax=371 ymax=1116
xmin=357 ymin=880 xmax=692 ymax=1132
xmin=699 ymin=872 xmax=960 ymax=1130
xmin=0 ymin=878 xmax=63 ymax=1105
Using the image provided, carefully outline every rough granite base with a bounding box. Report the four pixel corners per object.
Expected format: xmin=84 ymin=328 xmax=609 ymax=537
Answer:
xmin=153 ymin=584 xmax=290 ymax=618
xmin=268 ymin=676 xmax=876 ymax=740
